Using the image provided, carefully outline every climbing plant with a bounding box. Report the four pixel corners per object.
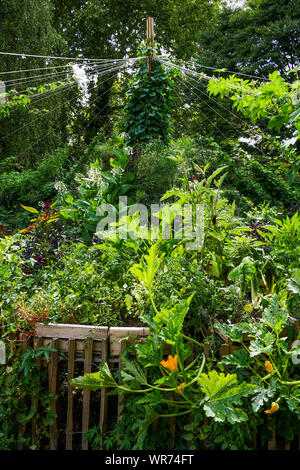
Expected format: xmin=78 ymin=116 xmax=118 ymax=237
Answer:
xmin=122 ymin=47 xmax=176 ymax=147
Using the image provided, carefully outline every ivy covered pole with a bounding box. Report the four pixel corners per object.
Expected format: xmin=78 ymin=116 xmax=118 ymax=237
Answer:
xmin=146 ymin=17 xmax=154 ymax=73
xmin=122 ymin=17 xmax=176 ymax=147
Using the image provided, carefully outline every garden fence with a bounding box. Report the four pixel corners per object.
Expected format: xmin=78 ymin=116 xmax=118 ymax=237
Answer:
xmin=16 ymin=321 xmax=300 ymax=451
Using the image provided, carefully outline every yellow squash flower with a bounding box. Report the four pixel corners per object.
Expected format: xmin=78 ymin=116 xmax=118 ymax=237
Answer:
xmin=160 ymin=354 xmax=178 ymax=372
xmin=244 ymin=304 xmax=253 ymax=313
xmin=264 ymin=402 xmax=279 ymax=414
xmin=265 ymin=361 xmax=273 ymax=373
xmin=175 ymin=382 xmax=186 ymax=394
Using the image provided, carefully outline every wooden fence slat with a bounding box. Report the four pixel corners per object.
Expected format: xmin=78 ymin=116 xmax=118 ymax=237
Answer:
xmin=99 ymin=339 xmax=108 ymax=449
xmin=48 ymin=338 xmax=58 ymax=450
xmin=18 ymin=335 xmax=30 ymax=450
xmin=36 ymin=323 xmax=108 ymax=340
xmin=220 ymin=343 xmax=230 ymax=357
xmin=285 ymin=439 xmax=291 ymax=450
xmin=66 ymin=339 xmax=75 ymax=450
xmin=32 ymin=336 xmax=42 ymax=449
xmin=81 ymin=337 xmax=93 ymax=450
xmin=116 ymin=340 xmax=127 ymax=447
xmin=117 ymin=340 xmax=127 ymax=423
xmin=40 ymin=337 xmax=103 ymax=356
xmin=267 ymin=425 xmax=276 ymax=450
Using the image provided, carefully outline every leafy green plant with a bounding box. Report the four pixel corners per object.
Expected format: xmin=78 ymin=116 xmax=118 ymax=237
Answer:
xmin=122 ymin=50 xmax=176 ymax=146
xmin=207 ymin=70 xmax=300 ymax=150
xmin=133 ymin=140 xmax=178 ymax=203
xmin=0 ymin=344 xmax=57 ymax=450
xmin=217 ymin=296 xmax=300 ymax=441
xmin=71 ymin=244 xmax=256 ymax=449
xmin=258 ymin=212 xmax=300 ymax=269
xmin=60 ymin=147 xmax=138 ymax=242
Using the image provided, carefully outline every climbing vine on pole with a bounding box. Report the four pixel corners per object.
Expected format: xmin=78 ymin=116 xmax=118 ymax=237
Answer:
xmin=122 ymin=47 xmax=176 ymax=147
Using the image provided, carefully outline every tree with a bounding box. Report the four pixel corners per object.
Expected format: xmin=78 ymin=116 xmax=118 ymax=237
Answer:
xmin=196 ymin=0 xmax=300 ymax=78
xmin=51 ymin=0 xmax=220 ymax=142
xmin=0 ymin=0 xmax=74 ymax=166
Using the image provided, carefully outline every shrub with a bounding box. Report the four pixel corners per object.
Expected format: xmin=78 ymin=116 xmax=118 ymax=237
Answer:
xmin=134 ymin=140 xmax=177 ymax=203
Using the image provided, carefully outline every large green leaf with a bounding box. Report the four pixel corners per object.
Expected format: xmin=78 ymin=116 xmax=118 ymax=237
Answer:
xmin=198 ymin=370 xmax=256 ymax=424
xmin=287 ymin=269 xmax=300 ymax=295
xmin=120 ymin=358 xmax=148 ymax=389
xmin=219 ymin=349 xmax=254 ymax=369
xmin=130 ymin=244 xmax=164 ymax=289
xmin=249 ymin=332 xmax=275 ymax=357
xmin=261 ymin=296 xmax=288 ymax=334
xmin=133 ymin=407 xmax=160 ymax=450
xmin=70 ymin=363 xmax=118 ymax=391
xmin=135 ymin=335 xmax=164 ymax=367
xmin=157 ymin=294 xmax=194 ymax=344
xmin=251 ymin=378 xmax=278 ymax=412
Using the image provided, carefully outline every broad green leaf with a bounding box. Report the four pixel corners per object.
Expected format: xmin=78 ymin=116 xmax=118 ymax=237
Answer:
xmin=251 ymin=378 xmax=278 ymax=412
xmin=261 ymin=296 xmax=288 ymax=334
xmin=157 ymin=294 xmax=194 ymax=344
xmin=135 ymin=335 xmax=164 ymax=367
xmin=70 ymin=363 xmax=118 ymax=390
xmin=207 ymin=166 xmax=228 ymax=185
xmin=199 ymin=370 xmax=256 ymax=424
xmin=120 ymin=358 xmax=148 ymax=388
xmin=130 ymin=244 xmax=164 ymax=289
xmin=133 ymin=407 xmax=160 ymax=450
xmin=287 ymin=269 xmax=300 ymax=294
xmin=219 ymin=349 xmax=254 ymax=369
xmin=136 ymin=389 xmax=162 ymax=406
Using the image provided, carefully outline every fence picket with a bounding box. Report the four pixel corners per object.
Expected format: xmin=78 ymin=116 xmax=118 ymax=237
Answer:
xmin=48 ymin=338 xmax=58 ymax=450
xmin=99 ymin=339 xmax=108 ymax=449
xmin=18 ymin=335 xmax=29 ymax=450
xmin=32 ymin=336 xmax=42 ymax=449
xmin=81 ymin=337 xmax=93 ymax=450
xmin=66 ymin=339 xmax=75 ymax=450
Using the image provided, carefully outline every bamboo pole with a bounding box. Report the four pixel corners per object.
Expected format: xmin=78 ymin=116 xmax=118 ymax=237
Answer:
xmin=146 ymin=17 xmax=154 ymax=73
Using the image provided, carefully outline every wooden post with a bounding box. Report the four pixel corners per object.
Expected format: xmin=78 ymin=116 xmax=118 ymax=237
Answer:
xmin=32 ymin=336 xmax=43 ymax=449
xmin=48 ymin=338 xmax=58 ymax=450
xmin=99 ymin=339 xmax=108 ymax=449
xmin=18 ymin=335 xmax=29 ymax=450
xmin=66 ymin=339 xmax=75 ymax=450
xmin=81 ymin=337 xmax=93 ymax=450
xmin=146 ymin=17 xmax=154 ymax=73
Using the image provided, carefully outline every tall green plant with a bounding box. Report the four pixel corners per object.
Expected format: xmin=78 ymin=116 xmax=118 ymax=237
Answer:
xmin=122 ymin=49 xmax=176 ymax=146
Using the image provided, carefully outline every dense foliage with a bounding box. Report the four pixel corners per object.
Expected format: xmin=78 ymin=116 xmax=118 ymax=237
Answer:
xmin=0 ymin=0 xmax=299 ymax=452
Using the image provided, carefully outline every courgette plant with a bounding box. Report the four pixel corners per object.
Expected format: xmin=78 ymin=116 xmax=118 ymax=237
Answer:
xmin=71 ymin=244 xmax=256 ymax=449
xmin=218 ymin=296 xmax=300 ymax=441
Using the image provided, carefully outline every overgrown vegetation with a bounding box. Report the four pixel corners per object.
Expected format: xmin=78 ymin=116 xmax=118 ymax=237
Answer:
xmin=0 ymin=0 xmax=299 ymax=451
